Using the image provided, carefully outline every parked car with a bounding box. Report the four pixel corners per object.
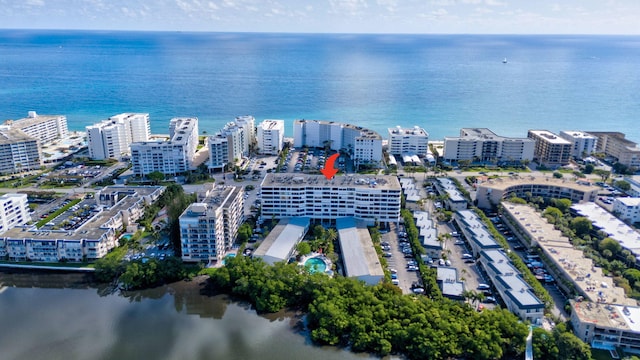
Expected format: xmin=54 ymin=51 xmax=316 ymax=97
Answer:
xmin=462 ymin=253 xmax=473 ymax=259
xmin=477 ymin=284 xmax=491 ymax=290
xmin=383 ymin=252 xmax=393 ymax=258
xmin=392 ymin=279 xmax=400 ymax=285
xmin=484 ymin=296 xmax=497 ymax=303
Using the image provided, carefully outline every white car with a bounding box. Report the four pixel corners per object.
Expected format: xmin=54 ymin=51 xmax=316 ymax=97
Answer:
xmin=389 ymin=268 xmax=398 ymax=274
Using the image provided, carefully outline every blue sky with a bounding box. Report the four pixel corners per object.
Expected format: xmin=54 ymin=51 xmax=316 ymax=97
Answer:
xmin=1 ymin=0 xmax=639 ymax=34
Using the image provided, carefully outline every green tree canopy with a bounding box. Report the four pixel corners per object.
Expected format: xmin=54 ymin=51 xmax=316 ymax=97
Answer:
xmin=615 ymin=180 xmax=631 ymax=191
xmin=570 ymin=217 xmax=593 ymax=237
xmin=583 ymin=163 xmax=594 ymax=174
xmin=147 ymin=170 xmax=165 ymax=184
xmin=543 ymin=207 xmax=563 ymax=221
xmin=599 ymin=237 xmax=622 ymax=257
xmin=296 ymin=241 xmax=311 ymax=256
xmin=552 ymin=198 xmax=573 ymax=213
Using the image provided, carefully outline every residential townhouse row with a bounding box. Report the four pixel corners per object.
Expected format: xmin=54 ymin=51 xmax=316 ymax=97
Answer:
xmin=0 ymin=186 xmax=164 ymax=262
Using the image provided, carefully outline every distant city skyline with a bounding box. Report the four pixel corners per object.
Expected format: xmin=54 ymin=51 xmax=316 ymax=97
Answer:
xmin=1 ymin=0 xmax=639 ymax=35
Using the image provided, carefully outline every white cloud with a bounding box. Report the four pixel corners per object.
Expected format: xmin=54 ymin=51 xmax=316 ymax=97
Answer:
xmin=26 ymin=0 xmax=45 ymax=6
xmin=432 ymin=8 xmax=448 ymax=16
xmin=328 ymin=0 xmax=369 ymax=15
xmin=377 ymin=0 xmax=397 ymax=13
xmin=484 ymin=0 xmax=505 ymax=6
xmin=430 ymin=0 xmax=455 ymax=5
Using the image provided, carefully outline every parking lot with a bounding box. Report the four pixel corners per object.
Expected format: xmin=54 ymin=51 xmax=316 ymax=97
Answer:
xmin=380 ymin=223 xmax=421 ymax=295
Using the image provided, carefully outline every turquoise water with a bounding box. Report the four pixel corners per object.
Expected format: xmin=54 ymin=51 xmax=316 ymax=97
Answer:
xmin=1 ymin=31 xmax=639 ymax=141
xmin=304 ymin=257 xmax=327 ymax=274
xmin=121 ymin=234 xmax=132 ymax=240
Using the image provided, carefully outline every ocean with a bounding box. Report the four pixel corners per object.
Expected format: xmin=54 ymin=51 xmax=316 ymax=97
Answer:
xmin=1 ymin=30 xmax=639 ymax=141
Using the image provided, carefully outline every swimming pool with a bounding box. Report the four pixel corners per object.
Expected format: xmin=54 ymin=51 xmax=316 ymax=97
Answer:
xmin=304 ymin=257 xmax=327 ymax=274
xmin=222 ymin=253 xmax=236 ymax=266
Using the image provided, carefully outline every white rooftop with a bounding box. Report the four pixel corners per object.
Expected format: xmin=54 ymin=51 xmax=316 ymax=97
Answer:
xmin=414 ymin=211 xmax=439 ymax=249
xmin=572 ymin=202 xmax=640 ymax=254
xmin=336 ymin=217 xmax=384 ymax=280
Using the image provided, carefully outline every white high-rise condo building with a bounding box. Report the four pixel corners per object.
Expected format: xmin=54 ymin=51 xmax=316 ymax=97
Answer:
xmin=87 ymin=113 xmax=151 ymax=160
xmin=0 ymin=126 xmax=42 ymax=175
xmin=234 ymin=115 xmax=256 ymax=153
xmin=443 ymin=128 xmax=534 ymax=164
xmin=131 ymin=117 xmax=198 ymax=176
xmin=293 ymin=120 xmax=383 ymax=163
xmin=559 ymin=131 xmax=598 ymax=159
xmin=208 ymin=115 xmax=258 ymax=170
xmin=180 ymin=185 xmax=245 ymax=263
xmin=527 ymin=130 xmax=572 ymax=168
xmin=5 ymin=111 xmax=68 ymax=147
xmin=260 ymin=174 xmax=401 ymax=226
xmin=208 ymin=135 xmax=231 ymax=171
xmin=0 ymin=193 xmax=31 ymax=234
xmin=257 ymin=119 xmax=285 ymax=155
xmin=388 ymin=126 xmax=429 ymax=157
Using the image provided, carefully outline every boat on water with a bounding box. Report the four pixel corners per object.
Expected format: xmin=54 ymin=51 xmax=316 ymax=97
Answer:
xmin=502 ymin=57 xmax=508 ymax=64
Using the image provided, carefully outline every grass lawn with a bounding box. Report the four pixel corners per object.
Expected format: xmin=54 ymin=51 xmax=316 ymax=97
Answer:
xmin=591 ymin=349 xmax=615 ymax=360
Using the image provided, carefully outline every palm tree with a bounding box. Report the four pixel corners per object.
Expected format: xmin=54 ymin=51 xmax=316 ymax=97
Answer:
xmin=461 ymin=290 xmax=474 ymax=305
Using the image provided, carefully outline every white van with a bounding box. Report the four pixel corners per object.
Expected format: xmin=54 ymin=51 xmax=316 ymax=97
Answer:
xmin=392 ymin=279 xmax=400 ymax=286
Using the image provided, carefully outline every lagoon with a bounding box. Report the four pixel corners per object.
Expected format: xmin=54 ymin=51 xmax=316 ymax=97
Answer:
xmin=0 ymin=271 xmax=373 ymax=360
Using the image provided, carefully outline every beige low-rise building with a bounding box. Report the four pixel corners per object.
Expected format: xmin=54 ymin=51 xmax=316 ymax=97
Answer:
xmin=476 ymin=176 xmax=598 ymax=209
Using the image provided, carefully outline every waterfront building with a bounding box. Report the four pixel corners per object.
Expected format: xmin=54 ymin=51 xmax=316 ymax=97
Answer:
xmin=442 ymin=128 xmax=534 ymax=164
xmin=613 ymin=197 xmax=640 ymax=224
xmin=233 ymin=115 xmax=256 ymax=154
xmin=413 ymin=211 xmax=440 ymax=258
xmin=0 ymin=186 xmax=164 ymax=262
xmin=293 ymin=120 xmax=383 ymax=164
xmin=260 ymin=174 xmax=401 ymax=226
xmin=207 ymin=135 xmax=231 ymax=171
xmin=336 ymin=217 xmax=384 ymax=285
xmin=527 ymin=130 xmax=572 ymax=167
xmin=257 ymin=119 xmax=284 ymax=155
xmin=559 ymin=130 xmax=598 ymax=159
xmin=0 ymin=193 xmax=31 ymax=234
xmin=179 ymin=185 xmax=244 ymax=263
xmin=587 ymin=132 xmax=640 ymax=169
xmin=5 ymin=111 xmax=68 ymax=147
xmin=434 ymin=178 xmax=468 ymax=211
xmin=131 ymin=117 xmax=198 ymax=176
xmin=253 ymin=217 xmax=310 ymax=265
xmin=86 ymin=113 xmax=150 ymax=160
xmin=388 ymin=126 xmax=429 ymax=157
xmin=0 ymin=126 xmax=42 ymax=175
xmin=475 ymin=176 xmax=597 ymax=209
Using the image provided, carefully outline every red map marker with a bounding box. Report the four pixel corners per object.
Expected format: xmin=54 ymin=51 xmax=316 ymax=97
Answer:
xmin=321 ymin=153 xmax=340 ymax=179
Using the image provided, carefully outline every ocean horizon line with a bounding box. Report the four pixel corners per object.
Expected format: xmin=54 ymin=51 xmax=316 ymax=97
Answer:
xmin=2 ymin=28 xmax=640 ymax=37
